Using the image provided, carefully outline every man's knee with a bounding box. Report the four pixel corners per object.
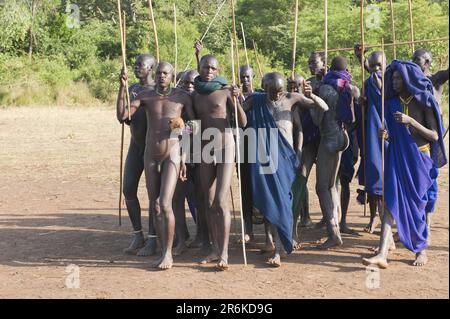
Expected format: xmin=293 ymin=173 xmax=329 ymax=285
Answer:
xmin=212 ymin=197 xmax=228 ymax=213
xmin=316 ymin=182 xmax=329 ymax=197
xmin=123 ymin=183 xmax=138 ymax=200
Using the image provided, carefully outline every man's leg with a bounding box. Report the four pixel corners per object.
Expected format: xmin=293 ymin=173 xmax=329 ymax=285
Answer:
xmin=362 ymin=208 xmax=395 ymax=269
xmin=299 ymin=141 xmax=317 ymax=228
xmin=199 ymin=162 xmax=220 ymax=264
xmin=315 ymin=141 xmax=343 ymax=249
xmin=173 ymin=179 xmax=189 ymax=256
xmin=212 ymin=161 xmax=234 ymax=270
xmin=240 ymin=161 xmax=255 ymax=243
xmin=152 ymin=158 xmax=180 ymax=270
xmin=123 ymin=141 xmax=145 ymax=254
xmin=339 ymin=174 xmax=357 ymax=234
xmin=267 ymin=224 xmax=284 ymax=267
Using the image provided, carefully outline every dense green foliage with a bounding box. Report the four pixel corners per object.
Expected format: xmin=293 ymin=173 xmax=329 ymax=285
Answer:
xmin=0 ymin=0 xmax=448 ymax=108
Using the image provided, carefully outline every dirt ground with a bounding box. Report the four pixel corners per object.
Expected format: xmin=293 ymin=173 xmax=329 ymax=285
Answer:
xmin=0 ymin=106 xmax=448 ymax=299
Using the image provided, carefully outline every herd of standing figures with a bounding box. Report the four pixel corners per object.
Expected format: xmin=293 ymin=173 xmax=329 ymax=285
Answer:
xmin=116 ymin=41 xmax=448 ymax=271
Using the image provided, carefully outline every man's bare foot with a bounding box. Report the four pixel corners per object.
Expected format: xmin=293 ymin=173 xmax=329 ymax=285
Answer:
xmin=315 ymin=218 xmax=326 ymax=229
xmin=340 ymin=223 xmax=359 ymax=235
xmin=364 ymin=219 xmax=378 ymax=233
xmin=237 ymin=234 xmax=255 ymax=245
xmin=362 ymin=254 xmax=388 ymax=269
xmin=293 ymin=239 xmax=302 ymax=251
xmin=123 ymin=232 xmax=145 ymax=254
xmin=267 ymin=254 xmax=281 ymax=267
xmin=300 ymin=218 xmax=314 ymax=228
xmin=317 ymin=236 xmax=343 ymax=250
xmin=413 ymin=251 xmax=428 ymax=267
xmin=173 ymin=243 xmax=188 ymax=256
xmin=260 ymin=242 xmax=275 ymax=253
xmin=371 ymin=241 xmax=396 ymax=254
xmin=157 ymin=254 xmax=173 ymax=270
xmin=199 ymin=253 xmax=219 ymax=264
xmin=215 ymin=258 xmax=229 ymax=271
xmin=137 ymin=238 xmax=157 ymax=256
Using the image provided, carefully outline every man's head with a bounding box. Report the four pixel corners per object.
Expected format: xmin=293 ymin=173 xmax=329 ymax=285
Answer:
xmin=308 ymin=52 xmax=325 ymax=76
xmin=330 ymin=56 xmax=348 ymax=71
xmin=239 ymin=65 xmax=255 ymax=89
xmin=155 ymin=62 xmax=174 ymax=89
xmin=412 ymin=48 xmax=432 ymax=73
xmin=176 ymin=71 xmax=185 ymax=84
xmin=134 ymin=54 xmax=156 ymax=79
xmin=392 ymin=70 xmax=407 ymax=96
xmin=181 ymin=70 xmax=199 ymax=93
xmin=199 ymin=55 xmax=219 ymax=81
xmin=287 ymin=74 xmax=305 ymax=93
xmin=368 ymin=51 xmax=386 ymax=74
xmin=264 ymin=72 xmax=285 ymax=101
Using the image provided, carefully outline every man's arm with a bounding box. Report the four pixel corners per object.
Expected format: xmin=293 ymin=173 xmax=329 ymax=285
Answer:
xmin=292 ymin=106 xmax=303 ymax=162
xmin=194 ymin=41 xmax=203 ymax=73
xmin=394 ymin=106 xmax=439 ymax=142
xmin=291 ymin=85 xmax=329 ymax=113
xmin=227 ymin=87 xmax=247 ymax=127
xmin=182 ymin=91 xmax=196 ymax=121
xmin=242 ymin=95 xmax=254 ymax=112
xmin=354 ymin=44 xmax=370 ymax=73
xmin=431 ymin=68 xmax=449 ymax=88
xmin=116 ymin=68 xmax=128 ymax=123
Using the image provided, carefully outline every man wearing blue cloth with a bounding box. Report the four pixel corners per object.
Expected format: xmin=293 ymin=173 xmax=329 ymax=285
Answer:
xmin=243 ymin=72 xmax=328 ymax=267
xmin=362 ymin=60 xmax=447 ymax=269
xmin=355 ymin=51 xmax=387 ymax=234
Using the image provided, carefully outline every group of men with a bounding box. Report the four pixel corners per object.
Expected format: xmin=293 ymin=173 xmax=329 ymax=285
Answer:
xmin=116 ymin=41 xmax=448 ymax=271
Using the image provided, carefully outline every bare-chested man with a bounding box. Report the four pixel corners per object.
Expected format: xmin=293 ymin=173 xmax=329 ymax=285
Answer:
xmin=300 ymin=52 xmax=326 ymax=229
xmin=118 ymin=61 xmax=195 ymax=270
xmin=171 ymin=70 xmax=202 ymax=256
xmin=116 ymin=54 xmax=157 ymax=256
xmin=243 ymin=72 xmax=328 ymax=267
xmin=192 ymin=54 xmax=246 ymax=271
xmin=412 ymin=48 xmax=449 ymax=104
xmin=362 ymin=60 xmax=446 ymax=268
xmin=316 ymin=56 xmax=359 ymax=249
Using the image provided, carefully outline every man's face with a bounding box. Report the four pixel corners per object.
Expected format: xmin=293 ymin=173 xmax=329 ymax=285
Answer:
xmin=155 ymin=64 xmax=173 ymax=89
xmin=287 ymin=76 xmax=303 ymax=93
xmin=182 ymin=72 xmax=198 ymax=93
xmin=199 ymin=59 xmax=219 ymax=81
xmin=308 ymin=56 xmax=324 ymax=76
xmin=392 ymin=71 xmax=405 ymax=95
xmin=134 ymin=58 xmax=153 ymax=79
xmin=266 ymin=79 xmax=284 ymax=101
xmin=412 ymin=52 xmax=431 ymax=72
xmin=368 ymin=54 xmax=384 ymax=74
xmin=240 ymin=69 xmax=254 ymax=88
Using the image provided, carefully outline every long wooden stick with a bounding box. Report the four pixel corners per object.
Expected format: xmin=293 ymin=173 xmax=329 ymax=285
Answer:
xmin=177 ymin=0 xmax=227 ymax=79
xmin=324 ymin=0 xmax=328 ymax=69
xmin=117 ymin=0 xmax=128 ymax=226
xmin=408 ymin=0 xmax=415 ymax=52
xmin=119 ymin=122 xmax=124 ymax=226
xmin=381 ymin=38 xmax=386 ymax=213
xmin=231 ymin=0 xmax=240 ymax=82
xmin=148 ymin=0 xmax=160 ymax=63
xmin=173 ymin=3 xmax=177 ymax=84
xmin=252 ymin=40 xmax=264 ymax=79
xmin=291 ymin=0 xmax=299 ymax=80
xmin=240 ymin=22 xmax=253 ymax=92
xmin=117 ymin=2 xmax=131 ymax=121
xmin=360 ymin=0 xmax=367 ymax=217
xmin=318 ymin=37 xmax=449 ymax=53
xmin=389 ymin=0 xmax=397 ymax=59
xmin=231 ymin=36 xmax=247 ymax=266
